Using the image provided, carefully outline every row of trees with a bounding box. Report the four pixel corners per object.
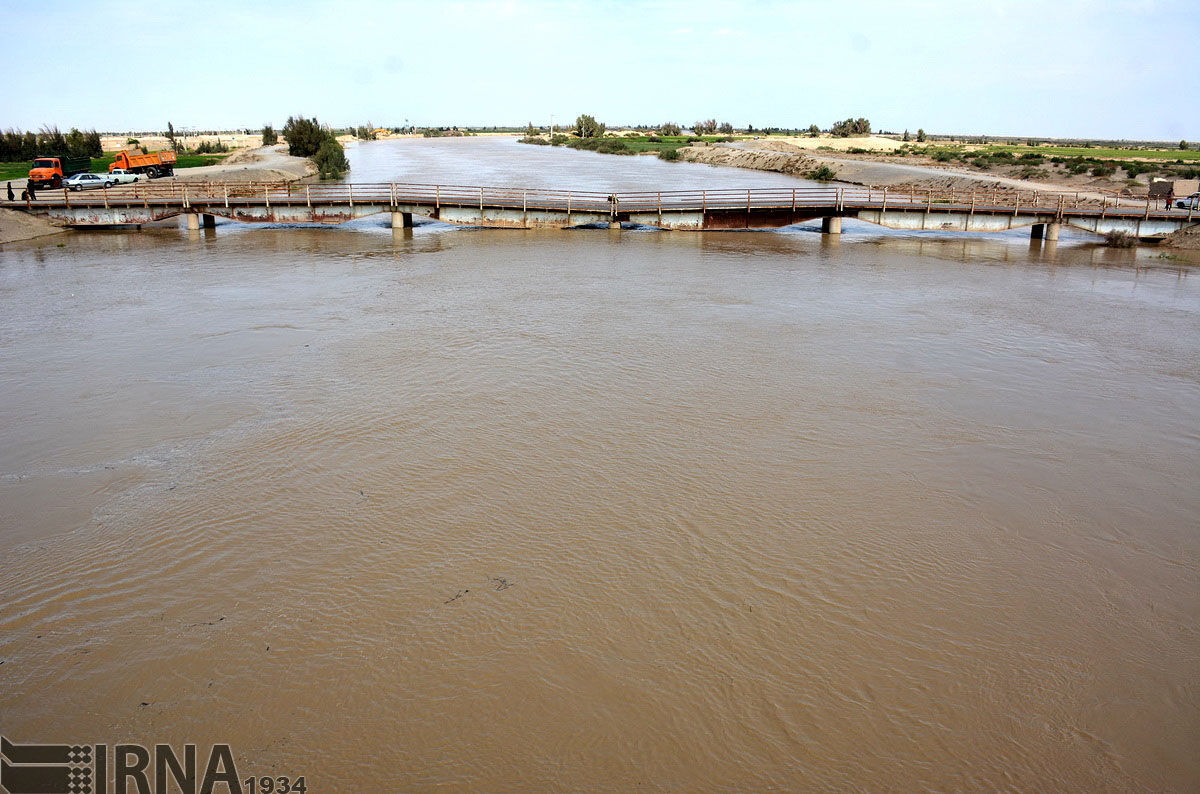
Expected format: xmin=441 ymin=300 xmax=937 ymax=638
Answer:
xmin=282 ymin=116 xmax=349 ymax=179
xmin=0 ymin=126 xmax=103 ymax=161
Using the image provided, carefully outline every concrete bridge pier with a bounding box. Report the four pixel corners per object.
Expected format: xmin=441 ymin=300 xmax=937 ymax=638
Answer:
xmin=184 ymin=213 xmax=216 ymax=230
xmin=391 ymin=211 xmax=414 ymax=229
xmin=1031 ymin=222 xmax=1061 ymax=241
xmin=821 ymin=216 xmax=842 ymax=235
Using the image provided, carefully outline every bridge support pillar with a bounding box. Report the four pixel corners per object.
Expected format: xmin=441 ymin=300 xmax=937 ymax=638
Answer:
xmin=184 ymin=213 xmax=200 ymax=231
xmin=391 ymin=211 xmax=413 ymax=229
xmin=821 ymin=216 xmax=842 ymax=235
xmin=1032 ymin=222 xmax=1061 ymax=241
xmin=202 ymin=213 xmax=216 ymax=228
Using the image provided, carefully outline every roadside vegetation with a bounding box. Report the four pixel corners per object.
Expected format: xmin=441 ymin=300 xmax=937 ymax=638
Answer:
xmin=876 ymin=141 xmax=1200 ymax=183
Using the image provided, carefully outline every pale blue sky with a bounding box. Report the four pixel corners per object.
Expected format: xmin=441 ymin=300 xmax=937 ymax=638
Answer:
xmin=4 ymin=0 xmax=1195 ymax=140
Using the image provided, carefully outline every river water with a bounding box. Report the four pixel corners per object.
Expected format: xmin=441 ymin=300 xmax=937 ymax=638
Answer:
xmin=1 ymin=138 xmax=1198 ymax=791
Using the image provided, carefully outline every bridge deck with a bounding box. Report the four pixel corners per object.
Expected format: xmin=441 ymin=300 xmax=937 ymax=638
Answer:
xmin=4 ymin=182 xmax=1194 ymax=229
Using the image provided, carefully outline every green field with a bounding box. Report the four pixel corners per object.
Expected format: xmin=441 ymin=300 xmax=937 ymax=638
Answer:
xmin=0 ymin=153 xmax=231 ymax=184
xmin=977 ymin=144 xmax=1200 ymax=161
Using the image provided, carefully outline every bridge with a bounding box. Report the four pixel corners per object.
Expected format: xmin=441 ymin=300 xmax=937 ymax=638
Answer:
xmin=4 ymin=182 xmax=1196 ymax=240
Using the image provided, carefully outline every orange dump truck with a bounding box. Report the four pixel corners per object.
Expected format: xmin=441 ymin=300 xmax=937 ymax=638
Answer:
xmin=108 ymin=149 xmax=177 ymax=179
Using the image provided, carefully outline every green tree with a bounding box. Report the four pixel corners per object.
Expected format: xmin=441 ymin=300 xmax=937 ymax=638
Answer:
xmin=660 ymin=122 xmax=681 ymax=136
xmin=165 ymin=121 xmax=179 ymax=152
xmin=574 ymin=114 xmax=605 ymax=138
xmin=282 ymin=116 xmax=330 ymax=157
xmin=916 ymin=128 xmax=926 ymax=142
xmin=902 ymin=129 xmax=910 ymax=142
xmin=525 ymin=121 xmax=538 ymax=137
xmin=262 ymin=125 xmax=278 ymax=146
xmin=1181 ymin=140 xmax=1189 ymax=150
xmin=313 ymin=138 xmax=349 ymax=179
xmin=807 ymin=124 xmax=820 ymax=137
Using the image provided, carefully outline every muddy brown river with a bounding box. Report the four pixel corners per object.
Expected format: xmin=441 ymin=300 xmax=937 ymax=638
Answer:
xmin=1 ymin=138 xmax=1198 ymax=791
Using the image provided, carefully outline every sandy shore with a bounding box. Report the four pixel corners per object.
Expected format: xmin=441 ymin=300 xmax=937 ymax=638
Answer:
xmin=0 ymin=207 xmax=66 ymax=244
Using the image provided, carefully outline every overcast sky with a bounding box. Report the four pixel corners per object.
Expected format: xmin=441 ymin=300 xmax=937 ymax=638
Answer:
xmin=4 ymin=0 xmax=1195 ymax=140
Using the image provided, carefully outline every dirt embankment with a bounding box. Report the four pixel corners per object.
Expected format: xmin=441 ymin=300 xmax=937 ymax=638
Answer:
xmin=1161 ymin=225 xmax=1200 ymax=249
xmin=677 ymin=144 xmax=813 ymax=176
xmin=170 ymin=145 xmax=317 ymax=183
xmin=0 ymin=208 xmax=66 ymax=244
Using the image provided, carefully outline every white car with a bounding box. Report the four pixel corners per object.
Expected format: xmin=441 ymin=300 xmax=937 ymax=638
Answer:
xmin=63 ymin=172 xmax=116 ymax=191
xmin=108 ymin=168 xmax=140 ymax=185
xmin=1173 ymin=192 xmax=1199 ymax=210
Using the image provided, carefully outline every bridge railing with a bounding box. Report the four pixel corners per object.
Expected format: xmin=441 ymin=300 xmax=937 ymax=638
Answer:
xmin=13 ymin=181 xmax=1187 ymax=219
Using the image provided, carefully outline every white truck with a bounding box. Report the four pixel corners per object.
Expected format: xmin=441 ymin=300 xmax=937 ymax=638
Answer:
xmin=108 ymin=168 xmax=140 ymax=185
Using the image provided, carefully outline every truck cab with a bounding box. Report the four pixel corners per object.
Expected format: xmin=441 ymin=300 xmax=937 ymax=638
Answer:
xmin=28 ymin=155 xmax=91 ymax=190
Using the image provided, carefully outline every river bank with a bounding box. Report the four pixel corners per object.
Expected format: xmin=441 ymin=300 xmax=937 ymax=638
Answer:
xmin=0 ymin=146 xmax=316 ymax=244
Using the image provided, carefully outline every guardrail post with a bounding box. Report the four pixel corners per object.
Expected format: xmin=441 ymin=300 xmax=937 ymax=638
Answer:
xmin=348 ymin=184 xmax=354 ymax=208
xmin=305 ymin=185 xmax=310 ymax=208
xmin=1144 ymin=195 xmax=1150 ymax=219
xmin=567 ymin=191 xmax=572 ymax=224
xmin=64 ymin=187 xmax=69 ymax=208
xmin=264 ymin=185 xmax=270 ymax=210
xmin=183 ymin=183 xmax=189 ymax=209
xmin=882 ymin=187 xmax=888 ymax=213
xmin=479 ymin=186 xmax=484 ymax=212
xmin=436 ymin=185 xmax=440 ymax=209
xmin=391 ymin=182 xmax=396 ymax=208
xmin=103 ymin=184 xmax=109 ymax=209
xmin=224 ymin=184 xmax=229 ymax=208
xmin=969 ymin=190 xmax=975 ymax=215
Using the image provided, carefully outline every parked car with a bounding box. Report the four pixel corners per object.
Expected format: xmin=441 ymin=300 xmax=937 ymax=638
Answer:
xmin=1174 ymin=192 xmax=1200 ymax=210
xmin=108 ymin=168 xmax=140 ymax=185
xmin=63 ymin=173 xmax=116 ymax=191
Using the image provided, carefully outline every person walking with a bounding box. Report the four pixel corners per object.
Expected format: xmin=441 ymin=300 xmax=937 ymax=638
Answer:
xmin=1163 ymin=188 xmax=1174 ymax=211
xmin=6 ymin=182 xmax=13 ymax=202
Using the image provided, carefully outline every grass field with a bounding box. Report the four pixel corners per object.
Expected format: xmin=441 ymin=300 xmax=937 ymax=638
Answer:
xmin=977 ymin=144 xmax=1200 ymax=161
xmin=0 ymin=153 xmax=231 ymax=184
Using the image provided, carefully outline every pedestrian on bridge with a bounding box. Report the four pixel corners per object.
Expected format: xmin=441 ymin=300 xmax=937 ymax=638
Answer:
xmin=25 ymin=180 xmax=35 ymax=201
xmin=1163 ymin=188 xmax=1173 ymax=211
xmin=6 ymin=182 xmax=13 ymax=202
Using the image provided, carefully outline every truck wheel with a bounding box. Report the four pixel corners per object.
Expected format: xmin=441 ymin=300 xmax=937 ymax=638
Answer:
xmin=52 ymin=177 xmax=61 ymax=189
xmin=147 ymin=167 xmax=159 ymax=179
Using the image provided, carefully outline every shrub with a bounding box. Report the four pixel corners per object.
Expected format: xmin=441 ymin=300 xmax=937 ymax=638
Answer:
xmin=657 ymin=148 xmax=680 ymax=161
xmin=261 ymin=125 xmax=277 ymax=146
xmin=916 ymin=128 xmax=926 ymax=142
xmin=126 ymin=138 xmax=139 ymax=145
xmin=1103 ymin=230 xmax=1135 ymax=247
xmin=659 ymin=122 xmax=681 ymax=136
xmin=806 ymin=165 xmax=837 ymax=181
xmin=313 ymin=138 xmax=349 ymax=179
xmin=1090 ymin=164 xmax=1116 ymax=177
xmin=192 ymin=140 xmax=230 ymax=154
xmin=519 ymin=136 xmax=549 ymax=145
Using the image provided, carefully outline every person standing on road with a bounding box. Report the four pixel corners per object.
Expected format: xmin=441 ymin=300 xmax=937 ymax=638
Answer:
xmin=1164 ymin=188 xmax=1173 ymax=211
xmin=6 ymin=182 xmax=13 ymax=202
